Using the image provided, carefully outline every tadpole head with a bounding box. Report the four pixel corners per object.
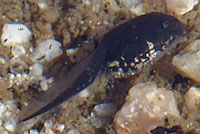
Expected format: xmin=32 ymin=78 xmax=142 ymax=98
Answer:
xmin=148 ymin=12 xmax=187 ymax=50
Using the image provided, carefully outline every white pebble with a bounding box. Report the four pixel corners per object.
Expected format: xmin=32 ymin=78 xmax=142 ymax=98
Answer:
xmin=11 ymin=45 xmax=26 ymax=57
xmin=0 ymin=102 xmax=6 ymax=117
xmin=173 ymin=39 xmax=200 ymax=82
xmin=184 ymin=86 xmax=200 ymax=120
xmin=0 ymin=56 xmax=5 ymax=64
xmin=118 ymin=0 xmax=144 ymax=15
xmin=91 ymin=117 xmax=104 ymax=128
xmin=32 ymin=39 xmax=63 ymax=62
xmin=24 ymin=129 xmax=39 ymax=134
xmin=68 ymin=129 xmax=80 ymax=134
xmin=94 ymin=103 xmax=117 ymax=117
xmin=78 ymin=88 xmax=90 ymax=98
xmin=44 ymin=120 xmax=53 ymax=128
xmin=1 ymin=23 xmax=32 ymax=46
xmin=40 ymin=80 xmax=48 ymax=91
xmin=38 ymin=2 xmax=48 ymax=9
xmin=5 ymin=100 xmax=17 ymax=111
xmin=4 ymin=117 xmax=17 ymax=132
xmin=166 ymin=0 xmax=198 ymax=15
xmin=0 ymin=118 xmax=3 ymax=126
xmin=29 ymin=63 xmax=43 ymax=79
xmin=55 ymin=124 xmax=65 ymax=132
xmin=66 ymin=48 xmax=78 ymax=57
xmin=0 ymin=130 xmax=9 ymax=134
xmin=114 ymin=82 xmax=179 ymax=134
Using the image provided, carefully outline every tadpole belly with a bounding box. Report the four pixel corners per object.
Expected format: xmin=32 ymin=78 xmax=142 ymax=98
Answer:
xmin=19 ymin=12 xmax=187 ymax=122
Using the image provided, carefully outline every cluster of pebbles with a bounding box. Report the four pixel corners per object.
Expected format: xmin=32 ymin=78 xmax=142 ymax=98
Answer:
xmin=0 ymin=0 xmax=199 ymax=134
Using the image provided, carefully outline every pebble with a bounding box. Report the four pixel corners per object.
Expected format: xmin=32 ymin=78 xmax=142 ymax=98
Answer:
xmin=66 ymin=48 xmax=79 ymax=57
xmin=11 ymin=45 xmax=26 ymax=57
xmin=91 ymin=117 xmax=104 ymax=128
xmin=172 ymin=40 xmax=200 ymax=82
xmin=0 ymin=56 xmax=6 ymax=64
xmin=1 ymin=23 xmax=32 ymax=46
xmin=68 ymin=128 xmax=81 ymax=134
xmin=165 ymin=0 xmax=198 ymax=15
xmin=55 ymin=124 xmax=65 ymax=132
xmin=0 ymin=102 xmax=6 ymax=117
xmin=38 ymin=2 xmax=48 ymax=9
xmin=184 ymin=86 xmax=200 ymax=120
xmin=32 ymin=39 xmax=63 ymax=63
xmin=29 ymin=63 xmax=44 ymax=79
xmin=44 ymin=120 xmax=53 ymax=128
xmin=24 ymin=129 xmax=39 ymax=134
xmin=118 ymin=0 xmax=144 ymax=15
xmin=94 ymin=103 xmax=117 ymax=117
xmin=4 ymin=116 xmax=17 ymax=132
xmin=114 ymin=82 xmax=180 ymax=134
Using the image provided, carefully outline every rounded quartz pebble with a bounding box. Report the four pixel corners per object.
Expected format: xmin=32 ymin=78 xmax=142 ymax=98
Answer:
xmin=32 ymin=39 xmax=63 ymax=63
xmin=0 ymin=102 xmax=6 ymax=117
xmin=165 ymin=0 xmax=198 ymax=15
xmin=4 ymin=116 xmax=17 ymax=133
xmin=184 ymin=86 xmax=200 ymax=120
xmin=118 ymin=0 xmax=143 ymax=15
xmin=172 ymin=40 xmax=200 ymax=82
xmin=114 ymin=82 xmax=180 ymax=134
xmin=1 ymin=23 xmax=32 ymax=46
xmin=67 ymin=128 xmax=81 ymax=134
xmin=94 ymin=103 xmax=117 ymax=117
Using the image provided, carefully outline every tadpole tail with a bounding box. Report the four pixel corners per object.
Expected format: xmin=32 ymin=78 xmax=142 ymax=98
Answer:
xmin=19 ymin=43 xmax=107 ymax=122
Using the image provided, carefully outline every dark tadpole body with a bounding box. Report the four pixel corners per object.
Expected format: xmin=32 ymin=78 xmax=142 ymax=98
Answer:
xmin=19 ymin=12 xmax=187 ymax=122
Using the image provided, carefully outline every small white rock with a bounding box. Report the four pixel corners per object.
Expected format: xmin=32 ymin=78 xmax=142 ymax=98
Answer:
xmin=94 ymin=103 xmax=117 ymax=117
xmin=5 ymin=100 xmax=17 ymax=111
xmin=0 ymin=118 xmax=3 ymax=126
xmin=114 ymin=82 xmax=179 ymax=134
xmin=66 ymin=48 xmax=79 ymax=57
xmin=91 ymin=117 xmax=104 ymax=128
xmin=1 ymin=23 xmax=32 ymax=46
xmin=32 ymin=39 xmax=63 ymax=62
xmin=0 ymin=102 xmax=6 ymax=117
xmin=0 ymin=56 xmax=5 ymax=64
xmin=44 ymin=120 xmax=53 ymax=128
xmin=118 ymin=0 xmax=144 ymax=15
xmin=173 ymin=40 xmax=200 ymax=82
xmin=38 ymin=2 xmax=48 ymax=9
xmin=166 ymin=0 xmax=198 ymax=15
xmin=4 ymin=117 xmax=17 ymax=132
xmin=55 ymin=124 xmax=65 ymax=132
xmin=11 ymin=45 xmax=26 ymax=57
xmin=24 ymin=129 xmax=39 ymax=134
xmin=78 ymin=88 xmax=91 ymax=98
xmin=29 ymin=63 xmax=44 ymax=79
xmin=184 ymin=86 xmax=200 ymax=120
xmin=68 ymin=129 xmax=80 ymax=134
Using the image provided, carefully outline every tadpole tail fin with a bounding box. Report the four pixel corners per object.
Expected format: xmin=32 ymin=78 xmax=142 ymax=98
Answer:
xmin=19 ymin=44 xmax=107 ymax=122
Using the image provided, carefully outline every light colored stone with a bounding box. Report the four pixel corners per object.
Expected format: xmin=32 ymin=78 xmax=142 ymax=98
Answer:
xmin=172 ymin=40 xmax=200 ymax=82
xmin=4 ymin=117 xmax=17 ymax=132
xmin=91 ymin=117 xmax=104 ymax=128
xmin=32 ymin=39 xmax=63 ymax=63
xmin=114 ymin=82 xmax=179 ymax=134
xmin=165 ymin=0 xmax=198 ymax=15
xmin=118 ymin=0 xmax=144 ymax=15
xmin=184 ymin=86 xmax=200 ymax=120
xmin=68 ymin=128 xmax=80 ymax=134
xmin=1 ymin=23 xmax=32 ymax=46
xmin=94 ymin=103 xmax=117 ymax=117
xmin=0 ymin=102 xmax=6 ymax=117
